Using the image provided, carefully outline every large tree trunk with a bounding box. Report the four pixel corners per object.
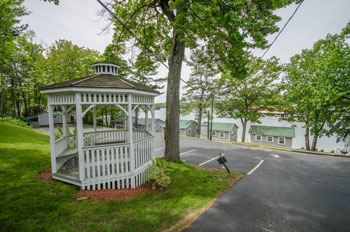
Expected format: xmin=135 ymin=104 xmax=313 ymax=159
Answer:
xmin=311 ymin=134 xmax=318 ymax=151
xmin=164 ymin=32 xmax=185 ymax=161
xmin=305 ymin=127 xmax=310 ymax=151
xmin=241 ymin=118 xmax=247 ymax=142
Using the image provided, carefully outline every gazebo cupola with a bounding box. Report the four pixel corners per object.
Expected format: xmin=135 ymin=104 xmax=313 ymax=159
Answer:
xmin=39 ymin=61 xmax=159 ymax=190
xmin=91 ymin=61 xmax=120 ymax=75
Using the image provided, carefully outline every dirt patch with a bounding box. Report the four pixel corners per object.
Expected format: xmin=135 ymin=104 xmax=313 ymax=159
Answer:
xmin=35 ymin=168 xmax=52 ymax=181
xmin=77 ymin=183 xmax=154 ymax=201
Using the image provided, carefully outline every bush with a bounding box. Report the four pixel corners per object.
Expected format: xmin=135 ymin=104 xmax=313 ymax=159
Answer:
xmin=146 ymin=159 xmax=171 ymax=190
xmin=0 ymin=117 xmax=31 ymax=128
xmin=55 ymin=127 xmax=63 ymax=140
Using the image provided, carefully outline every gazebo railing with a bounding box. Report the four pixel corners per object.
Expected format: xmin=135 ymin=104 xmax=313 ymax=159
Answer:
xmin=83 ymin=144 xmax=131 ymax=180
xmin=83 ymin=130 xmax=152 ymax=147
xmin=134 ymin=137 xmax=153 ymax=171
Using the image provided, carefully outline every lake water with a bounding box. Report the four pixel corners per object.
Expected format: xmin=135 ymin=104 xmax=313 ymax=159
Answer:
xmin=149 ymin=108 xmax=344 ymax=152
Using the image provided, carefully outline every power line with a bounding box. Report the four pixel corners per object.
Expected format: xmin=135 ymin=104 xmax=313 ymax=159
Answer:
xmin=96 ymin=0 xmax=189 ymax=85
xmin=261 ymin=0 xmax=304 ymax=58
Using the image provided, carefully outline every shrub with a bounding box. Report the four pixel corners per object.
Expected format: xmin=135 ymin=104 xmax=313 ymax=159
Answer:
xmin=0 ymin=117 xmax=31 ymax=128
xmin=55 ymin=127 xmax=63 ymax=140
xmin=146 ymin=159 xmax=171 ymax=190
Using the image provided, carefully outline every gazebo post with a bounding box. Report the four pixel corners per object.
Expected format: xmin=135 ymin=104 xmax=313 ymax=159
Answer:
xmin=151 ymin=104 xmax=155 ymax=160
xmin=48 ymin=96 xmax=57 ymax=173
xmin=93 ymin=106 xmax=97 ymax=133
xmin=128 ymin=93 xmax=135 ymax=188
xmin=61 ymin=106 xmax=67 ymax=137
xmin=145 ymin=108 xmax=149 ymax=131
xmin=75 ymin=93 xmax=85 ymax=182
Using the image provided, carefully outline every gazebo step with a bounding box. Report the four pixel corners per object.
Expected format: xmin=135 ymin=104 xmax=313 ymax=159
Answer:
xmin=57 ymin=147 xmax=78 ymax=158
xmin=52 ymin=173 xmax=81 ymax=186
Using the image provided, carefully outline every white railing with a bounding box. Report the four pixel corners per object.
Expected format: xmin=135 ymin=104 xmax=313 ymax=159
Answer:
xmin=55 ymin=136 xmax=68 ymax=156
xmin=83 ymin=130 xmax=127 ymax=147
xmin=134 ymin=137 xmax=153 ymax=170
xmin=83 ymin=144 xmax=130 ymax=180
xmin=83 ymin=130 xmax=152 ymax=147
xmin=133 ymin=130 xmax=152 ymax=143
xmin=68 ymin=135 xmax=77 ymax=148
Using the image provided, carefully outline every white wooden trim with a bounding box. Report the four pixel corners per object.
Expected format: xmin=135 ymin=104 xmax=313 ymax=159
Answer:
xmin=115 ymin=104 xmax=128 ymax=116
xmin=256 ymin=135 xmax=262 ymax=141
xmin=151 ymin=104 xmax=155 ymax=160
xmin=128 ymin=93 xmax=135 ymax=188
xmin=48 ymin=98 xmax=57 ymax=173
xmin=132 ymin=104 xmax=139 ymax=113
xmin=82 ymin=104 xmax=96 ymax=118
xmin=75 ymin=93 xmax=85 ymax=181
xmin=266 ymin=136 xmax=274 ymax=143
xmin=66 ymin=105 xmax=75 ymax=113
xmin=278 ymin=137 xmax=286 ymax=145
xmin=40 ymin=87 xmax=158 ymax=96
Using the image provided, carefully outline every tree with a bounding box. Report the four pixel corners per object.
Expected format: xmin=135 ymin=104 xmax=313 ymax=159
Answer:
xmin=283 ymin=23 xmax=350 ymax=151
xmin=182 ymin=48 xmax=218 ymax=138
xmin=216 ymin=56 xmax=282 ymax=142
xmin=0 ymin=0 xmax=28 ymax=116
xmin=44 ymin=40 xmax=102 ymax=83
xmin=107 ymin=0 xmax=300 ymax=161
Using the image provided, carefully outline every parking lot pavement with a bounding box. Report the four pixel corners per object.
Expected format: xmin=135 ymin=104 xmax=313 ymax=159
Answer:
xmin=154 ymin=135 xmax=350 ymax=232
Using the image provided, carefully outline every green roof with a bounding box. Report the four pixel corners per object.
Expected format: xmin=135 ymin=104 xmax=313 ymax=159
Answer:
xmin=249 ymin=125 xmax=295 ymax=138
xmin=179 ymin=120 xmax=196 ymax=129
xmin=202 ymin=122 xmax=238 ymax=132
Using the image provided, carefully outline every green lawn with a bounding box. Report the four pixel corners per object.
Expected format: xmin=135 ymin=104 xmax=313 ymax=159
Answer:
xmin=0 ymin=121 xmax=242 ymax=231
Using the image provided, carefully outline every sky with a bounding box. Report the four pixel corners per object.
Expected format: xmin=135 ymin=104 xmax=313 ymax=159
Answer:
xmin=23 ymin=0 xmax=350 ymax=103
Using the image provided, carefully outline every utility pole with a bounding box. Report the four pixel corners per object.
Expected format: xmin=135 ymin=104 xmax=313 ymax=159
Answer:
xmin=207 ymin=110 xmax=210 ymax=140
xmin=209 ymin=96 xmax=214 ymax=141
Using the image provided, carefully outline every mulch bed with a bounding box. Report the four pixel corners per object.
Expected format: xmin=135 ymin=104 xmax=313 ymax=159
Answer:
xmin=36 ymin=168 xmax=154 ymax=200
xmin=77 ymin=183 xmax=153 ymax=200
xmin=35 ymin=168 xmax=52 ymax=181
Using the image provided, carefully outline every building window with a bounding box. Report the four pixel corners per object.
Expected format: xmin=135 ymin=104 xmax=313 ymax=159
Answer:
xmin=256 ymin=135 xmax=262 ymax=141
xmin=188 ymin=128 xmax=191 ymax=134
xmin=212 ymin=131 xmax=216 ymax=136
xmin=266 ymin=136 xmax=274 ymax=142
xmin=278 ymin=137 xmax=286 ymax=145
xmin=220 ymin=131 xmax=225 ymax=138
xmin=53 ymin=115 xmax=58 ymax=119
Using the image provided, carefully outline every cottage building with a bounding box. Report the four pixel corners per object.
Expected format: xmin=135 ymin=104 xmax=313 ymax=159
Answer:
xmin=201 ymin=122 xmax=238 ymax=141
xmin=39 ymin=61 xmax=159 ymax=190
xmin=26 ymin=111 xmax=72 ymax=127
xmin=249 ymin=125 xmax=295 ymax=147
xmin=138 ymin=118 xmax=165 ymax=133
xmin=179 ymin=120 xmax=198 ymax=137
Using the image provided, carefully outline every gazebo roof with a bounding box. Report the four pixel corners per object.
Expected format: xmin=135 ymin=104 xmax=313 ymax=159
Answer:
xmin=40 ymin=74 xmax=159 ymax=94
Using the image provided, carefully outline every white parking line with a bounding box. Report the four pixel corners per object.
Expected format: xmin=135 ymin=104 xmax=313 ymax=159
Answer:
xmin=247 ymin=160 xmax=264 ymax=175
xmin=180 ymin=149 xmax=196 ymax=155
xmin=155 ymin=148 xmax=164 ymax=151
xmin=199 ymin=155 xmax=223 ymax=166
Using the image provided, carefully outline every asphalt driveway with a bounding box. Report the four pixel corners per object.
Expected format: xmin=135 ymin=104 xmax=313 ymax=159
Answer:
xmin=154 ymin=135 xmax=350 ymax=232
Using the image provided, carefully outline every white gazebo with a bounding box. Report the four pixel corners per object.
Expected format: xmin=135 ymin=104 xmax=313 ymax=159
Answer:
xmin=40 ymin=61 xmax=159 ymax=190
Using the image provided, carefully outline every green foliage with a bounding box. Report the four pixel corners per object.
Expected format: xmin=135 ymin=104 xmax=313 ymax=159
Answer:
xmin=44 ymin=40 xmax=101 ymax=83
xmin=0 ymin=116 xmax=30 ymax=128
xmin=0 ymin=122 xmax=239 ymax=231
xmin=216 ymin=55 xmax=282 ymax=142
xmin=110 ymin=0 xmax=299 ymax=77
xmin=182 ymin=48 xmax=219 ymax=116
xmin=155 ymin=103 xmax=166 ymax=110
xmin=283 ymin=23 xmax=350 ymax=150
xmin=146 ymin=159 xmax=171 ymax=190
xmin=54 ymin=127 xmax=63 ymax=140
